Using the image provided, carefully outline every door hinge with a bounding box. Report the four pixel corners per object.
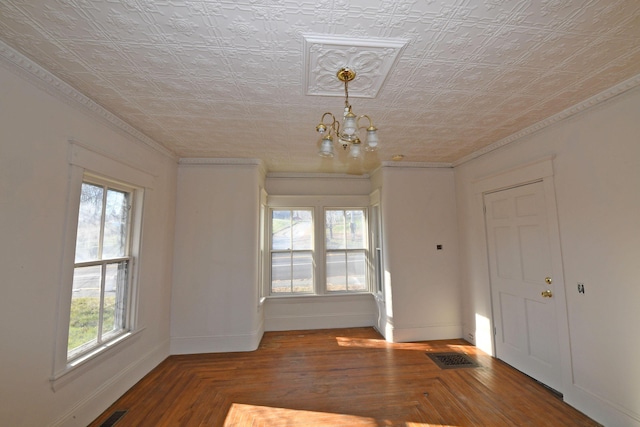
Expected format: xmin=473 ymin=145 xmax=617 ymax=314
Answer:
xmin=493 ymin=327 xmax=497 ymax=336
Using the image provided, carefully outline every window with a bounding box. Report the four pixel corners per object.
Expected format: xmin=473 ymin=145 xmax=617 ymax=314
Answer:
xmin=266 ymin=200 xmax=370 ymax=296
xmin=67 ymin=177 xmax=135 ymax=360
xmin=325 ymin=209 xmax=367 ymax=292
xmin=270 ymin=209 xmax=313 ymax=294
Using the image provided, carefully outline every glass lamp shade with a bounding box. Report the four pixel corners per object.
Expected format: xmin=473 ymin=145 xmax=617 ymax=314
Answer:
xmin=342 ymin=113 xmax=357 ymax=136
xmin=349 ymin=143 xmax=361 ymax=158
xmin=365 ymin=128 xmax=379 ymax=150
xmin=318 ymin=137 xmax=334 ymax=158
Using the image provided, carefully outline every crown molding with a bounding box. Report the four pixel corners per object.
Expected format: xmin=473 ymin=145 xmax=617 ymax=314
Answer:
xmin=0 ymin=40 xmax=176 ymax=160
xmin=179 ymin=157 xmax=263 ymax=166
xmin=453 ymin=72 xmax=640 ymax=167
xmin=266 ymin=172 xmax=370 ymax=180
xmin=379 ymin=161 xmax=453 ymax=169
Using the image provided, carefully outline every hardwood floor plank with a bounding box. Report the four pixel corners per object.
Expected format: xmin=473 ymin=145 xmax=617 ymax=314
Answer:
xmin=89 ymin=328 xmax=601 ymax=426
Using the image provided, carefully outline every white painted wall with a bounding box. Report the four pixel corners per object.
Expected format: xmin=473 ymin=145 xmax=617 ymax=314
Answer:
xmin=0 ymin=64 xmax=177 ymax=426
xmin=375 ymin=166 xmax=462 ymax=342
xmin=170 ymin=162 xmax=264 ymax=354
xmin=455 ymin=86 xmax=640 ymax=427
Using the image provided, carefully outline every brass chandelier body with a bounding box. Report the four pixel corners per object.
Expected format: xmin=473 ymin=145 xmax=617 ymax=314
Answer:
xmin=315 ymin=67 xmax=379 ymax=158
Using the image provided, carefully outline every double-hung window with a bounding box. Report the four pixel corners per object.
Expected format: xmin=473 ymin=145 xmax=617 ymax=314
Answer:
xmin=267 ymin=202 xmax=370 ymax=296
xmin=67 ymin=176 xmax=135 ymax=360
xmin=325 ymin=209 xmax=367 ymax=292
xmin=270 ymin=209 xmax=314 ymax=294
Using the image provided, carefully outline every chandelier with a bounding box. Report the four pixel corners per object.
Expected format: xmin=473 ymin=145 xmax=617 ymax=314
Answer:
xmin=315 ymin=67 xmax=379 ymax=158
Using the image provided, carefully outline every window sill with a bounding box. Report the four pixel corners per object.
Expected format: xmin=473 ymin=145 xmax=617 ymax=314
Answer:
xmin=50 ymin=327 xmax=145 ymax=391
xmin=264 ymin=292 xmax=374 ymax=303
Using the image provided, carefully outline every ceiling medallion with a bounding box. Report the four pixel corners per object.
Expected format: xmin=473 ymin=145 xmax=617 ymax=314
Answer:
xmin=315 ymin=67 xmax=379 ymax=159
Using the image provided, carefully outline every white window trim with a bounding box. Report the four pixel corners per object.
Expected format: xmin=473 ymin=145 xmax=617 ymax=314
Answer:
xmin=266 ymin=195 xmax=371 ymax=297
xmin=51 ymin=141 xmax=153 ymax=391
xmin=324 ymin=207 xmax=369 ymax=294
xmin=268 ymin=207 xmax=316 ymax=295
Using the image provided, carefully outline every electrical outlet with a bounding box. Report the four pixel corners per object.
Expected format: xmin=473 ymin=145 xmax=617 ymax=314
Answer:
xmin=577 ymin=283 xmax=585 ymax=294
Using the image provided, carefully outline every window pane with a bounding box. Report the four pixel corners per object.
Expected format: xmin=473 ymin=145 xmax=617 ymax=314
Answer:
xmin=68 ymin=265 xmax=101 ymax=354
xmin=291 ymin=210 xmax=312 ymax=250
xmin=292 ymin=252 xmax=313 ymax=293
xmin=102 ymin=189 xmax=129 ymax=259
xmin=347 ymin=251 xmax=367 ymax=291
xmin=327 ymin=251 xmax=367 ymax=292
xmin=346 ymin=210 xmax=365 ymax=249
xmin=272 ymin=210 xmax=291 ymax=250
xmin=326 ymin=210 xmax=345 ymax=250
xmin=75 ymin=183 xmax=103 ymax=262
xmin=271 ymin=252 xmax=292 ymax=293
xmin=326 ymin=252 xmax=347 ymax=292
xmin=102 ymin=261 xmax=128 ymax=339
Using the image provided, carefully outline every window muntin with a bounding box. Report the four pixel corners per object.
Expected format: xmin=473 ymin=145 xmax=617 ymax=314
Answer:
xmin=68 ymin=179 xmax=133 ymax=360
xmin=270 ymin=209 xmax=313 ymax=294
xmin=325 ymin=209 xmax=367 ymax=292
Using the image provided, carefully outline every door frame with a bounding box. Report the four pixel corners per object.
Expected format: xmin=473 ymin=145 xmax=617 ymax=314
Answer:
xmin=473 ymin=157 xmax=573 ymax=394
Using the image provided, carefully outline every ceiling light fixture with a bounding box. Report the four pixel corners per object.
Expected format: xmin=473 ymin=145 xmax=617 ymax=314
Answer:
xmin=315 ymin=67 xmax=379 ymax=159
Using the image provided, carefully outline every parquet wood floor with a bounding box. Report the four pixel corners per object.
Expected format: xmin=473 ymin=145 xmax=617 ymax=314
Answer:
xmin=89 ymin=327 xmax=601 ymax=426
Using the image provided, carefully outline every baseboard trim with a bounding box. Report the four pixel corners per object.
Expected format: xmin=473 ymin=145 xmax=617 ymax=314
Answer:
xmin=265 ymin=312 xmax=377 ymax=332
xmin=170 ymin=328 xmax=264 ymax=355
xmin=386 ymin=324 xmax=463 ymax=343
xmin=564 ymin=384 xmax=640 ymax=427
xmin=49 ymin=339 xmax=169 ymax=427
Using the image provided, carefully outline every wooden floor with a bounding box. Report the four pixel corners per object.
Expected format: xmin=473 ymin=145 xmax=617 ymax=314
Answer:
xmin=90 ymin=328 xmax=600 ymax=426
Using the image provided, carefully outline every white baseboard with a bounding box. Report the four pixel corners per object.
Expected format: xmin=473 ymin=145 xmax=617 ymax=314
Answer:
xmin=564 ymin=384 xmax=640 ymax=427
xmin=265 ymin=312 xmax=377 ymax=331
xmin=49 ymin=339 xmax=169 ymax=427
xmin=170 ymin=328 xmax=264 ymax=355
xmin=385 ymin=323 xmax=462 ymax=343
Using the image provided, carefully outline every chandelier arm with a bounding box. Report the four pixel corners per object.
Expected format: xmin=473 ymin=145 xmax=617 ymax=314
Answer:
xmin=356 ymin=114 xmax=375 ymax=129
xmin=320 ymin=112 xmax=336 ymax=125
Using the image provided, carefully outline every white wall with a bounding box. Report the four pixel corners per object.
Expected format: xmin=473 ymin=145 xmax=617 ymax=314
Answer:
xmin=455 ymin=86 xmax=640 ymax=427
xmin=170 ymin=162 xmax=264 ymax=354
xmin=375 ymin=166 xmax=462 ymax=342
xmin=0 ymin=63 xmax=177 ymax=426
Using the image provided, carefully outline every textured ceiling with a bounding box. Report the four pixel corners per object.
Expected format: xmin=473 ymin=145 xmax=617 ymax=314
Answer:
xmin=1 ymin=0 xmax=639 ymax=174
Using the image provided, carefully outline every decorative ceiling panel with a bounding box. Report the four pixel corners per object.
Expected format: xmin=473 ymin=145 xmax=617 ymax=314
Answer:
xmin=303 ymin=33 xmax=409 ymax=98
xmin=0 ymin=0 xmax=639 ymax=174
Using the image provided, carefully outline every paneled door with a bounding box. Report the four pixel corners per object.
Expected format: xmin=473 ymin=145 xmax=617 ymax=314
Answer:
xmin=484 ymin=181 xmax=562 ymax=392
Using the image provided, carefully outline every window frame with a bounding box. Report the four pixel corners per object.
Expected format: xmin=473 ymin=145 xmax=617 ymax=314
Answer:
xmin=66 ymin=176 xmax=136 ymax=361
xmin=324 ymin=208 xmax=369 ymax=294
xmin=265 ymin=195 xmax=372 ymax=297
xmin=268 ymin=207 xmax=315 ymax=295
xmin=51 ymin=141 xmax=152 ymax=390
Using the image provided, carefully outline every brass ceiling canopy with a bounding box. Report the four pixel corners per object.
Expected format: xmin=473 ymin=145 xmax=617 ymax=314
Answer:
xmin=336 ymin=67 xmax=356 ymax=83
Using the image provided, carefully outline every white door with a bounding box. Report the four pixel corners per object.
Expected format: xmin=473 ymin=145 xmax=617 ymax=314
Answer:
xmin=484 ymin=181 xmax=562 ymax=391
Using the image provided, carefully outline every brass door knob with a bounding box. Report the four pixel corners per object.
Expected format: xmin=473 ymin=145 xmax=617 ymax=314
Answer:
xmin=545 ymin=277 xmax=552 ymax=285
xmin=541 ymin=290 xmax=553 ymax=298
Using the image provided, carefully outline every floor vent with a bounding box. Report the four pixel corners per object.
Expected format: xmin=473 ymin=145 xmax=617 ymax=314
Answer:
xmin=99 ymin=410 xmax=127 ymax=427
xmin=427 ymin=352 xmax=479 ymax=369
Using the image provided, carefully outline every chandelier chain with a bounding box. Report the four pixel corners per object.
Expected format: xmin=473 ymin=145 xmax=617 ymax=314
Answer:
xmin=344 ymin=77 xmax=350 ymax=110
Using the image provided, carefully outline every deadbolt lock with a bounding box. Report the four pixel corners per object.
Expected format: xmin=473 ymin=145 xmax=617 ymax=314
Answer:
xmin=545 ymin=277 xmax=552 ymax=285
